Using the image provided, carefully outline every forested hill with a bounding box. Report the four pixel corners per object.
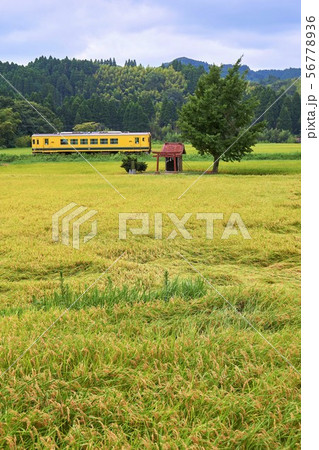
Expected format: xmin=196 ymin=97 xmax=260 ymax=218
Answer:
xmin=0 ymin=56 xmax=301 ymax=147
xmin=163 ymin=57 xmax=301 ymax=82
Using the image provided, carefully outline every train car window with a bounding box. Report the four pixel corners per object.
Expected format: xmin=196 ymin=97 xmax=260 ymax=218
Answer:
xmin=110 ymin=138 xmax=118 ymax=145
xmin=80 ymin=139 xmax=88 ymax=145
xmin=90 ymin=139 xmax=98 ymax=144
xmin=60 ymin=139 xmax=68 ymax=145
xmin=45 ymin=139 xmax=49 ymax=145
xmin=142 ymin=138 xmax=145 ymax=142
xmin=32 ymin=139 xmax=35 ymax=144
xmin=70 ymin=139 xmax=78 ymax=145
xmin=135 ymin=137 xmax=140 ymax=144
xmin=100 ymin=138 xmax=108 ymax=144
xmin=37 ymin=140 xmax=39 ymax=144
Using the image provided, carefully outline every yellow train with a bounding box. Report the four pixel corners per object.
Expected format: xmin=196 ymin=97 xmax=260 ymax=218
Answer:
xmin=31 ymin=132 xmax=151 ymax=154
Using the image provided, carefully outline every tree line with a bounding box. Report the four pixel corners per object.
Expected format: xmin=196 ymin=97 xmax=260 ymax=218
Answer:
xmin=0 ymin=56 xmax=300 ymax=148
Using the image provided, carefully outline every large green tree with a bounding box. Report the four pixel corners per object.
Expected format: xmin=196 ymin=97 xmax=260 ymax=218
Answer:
xmin=0 ymin=108 xmax=21 ymax=147
xmin=291 ymin=91 xmax=301 ymax=135
xmin=277 ymin=100 xmax=293 ymax=132
xmin=73 ymin=122 xmax=104 ymax=132
xmin=159 ymin=97 xmax=178 ymax=127
xmin=178 ymin=59 xmax=264 ymax=173
xmin=123 ymin=102 xmax=149 ymax=132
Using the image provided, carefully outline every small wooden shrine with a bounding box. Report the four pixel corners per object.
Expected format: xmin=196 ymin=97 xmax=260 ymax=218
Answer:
xmin=152 ymin=142 xmax=186 ymax=173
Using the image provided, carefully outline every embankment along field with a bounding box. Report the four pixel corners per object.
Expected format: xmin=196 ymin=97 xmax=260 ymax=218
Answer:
xmin=0 ymin=143 xmax=300 ymax=448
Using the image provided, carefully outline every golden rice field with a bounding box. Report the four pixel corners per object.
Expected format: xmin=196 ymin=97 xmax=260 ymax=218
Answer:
xmin=0 ymin=145 xmax=300 ymax=448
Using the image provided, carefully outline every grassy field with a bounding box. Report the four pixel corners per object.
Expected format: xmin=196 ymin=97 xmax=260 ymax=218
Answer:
xmin=250 ymin=143 xmax=300 ymax=154
xmin=0 ymin=146 xmax=300 ymax=448
xmin=0 ymin=142 xmax=301 ymax=156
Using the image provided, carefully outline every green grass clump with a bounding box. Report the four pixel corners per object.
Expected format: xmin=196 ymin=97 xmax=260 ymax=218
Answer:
xmin=31 ymin=271 xmax=207 ymax=311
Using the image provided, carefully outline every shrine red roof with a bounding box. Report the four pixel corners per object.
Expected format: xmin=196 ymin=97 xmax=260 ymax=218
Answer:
xmin=154 ymin=142 xmax=186 ymax=157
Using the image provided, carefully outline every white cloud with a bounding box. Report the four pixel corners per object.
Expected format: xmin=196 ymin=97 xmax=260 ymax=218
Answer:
xmin=0 ymin=0 xmax=300 ymax=68
xmin=77 ymin=25 xmax=300 ymax=69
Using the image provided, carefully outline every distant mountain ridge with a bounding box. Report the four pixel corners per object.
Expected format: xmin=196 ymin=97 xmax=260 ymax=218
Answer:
xmin=162 ymin=57 xmax=301 ymax=82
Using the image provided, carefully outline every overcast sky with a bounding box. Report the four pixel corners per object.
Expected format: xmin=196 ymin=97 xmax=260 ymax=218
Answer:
xmin=0 ymin=0 xmax=300 ymax=69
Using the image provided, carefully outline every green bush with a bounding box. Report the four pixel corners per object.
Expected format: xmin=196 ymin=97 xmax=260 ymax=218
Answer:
xmin=257 ymin=128 xmax=296 ymax=143
xmin=15 ymin=135 xmax=31 ymax=147
xmin=121 ymin=155 xmax=148 ymax=173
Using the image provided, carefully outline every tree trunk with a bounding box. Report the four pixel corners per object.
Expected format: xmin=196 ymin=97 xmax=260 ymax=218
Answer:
xmin=212 ymin=158 xmax=220 ymax=174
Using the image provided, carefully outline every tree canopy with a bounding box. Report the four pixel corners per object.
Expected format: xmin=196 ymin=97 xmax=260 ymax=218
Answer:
xmin=178 ymin=59 xmax=265 ymax=173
